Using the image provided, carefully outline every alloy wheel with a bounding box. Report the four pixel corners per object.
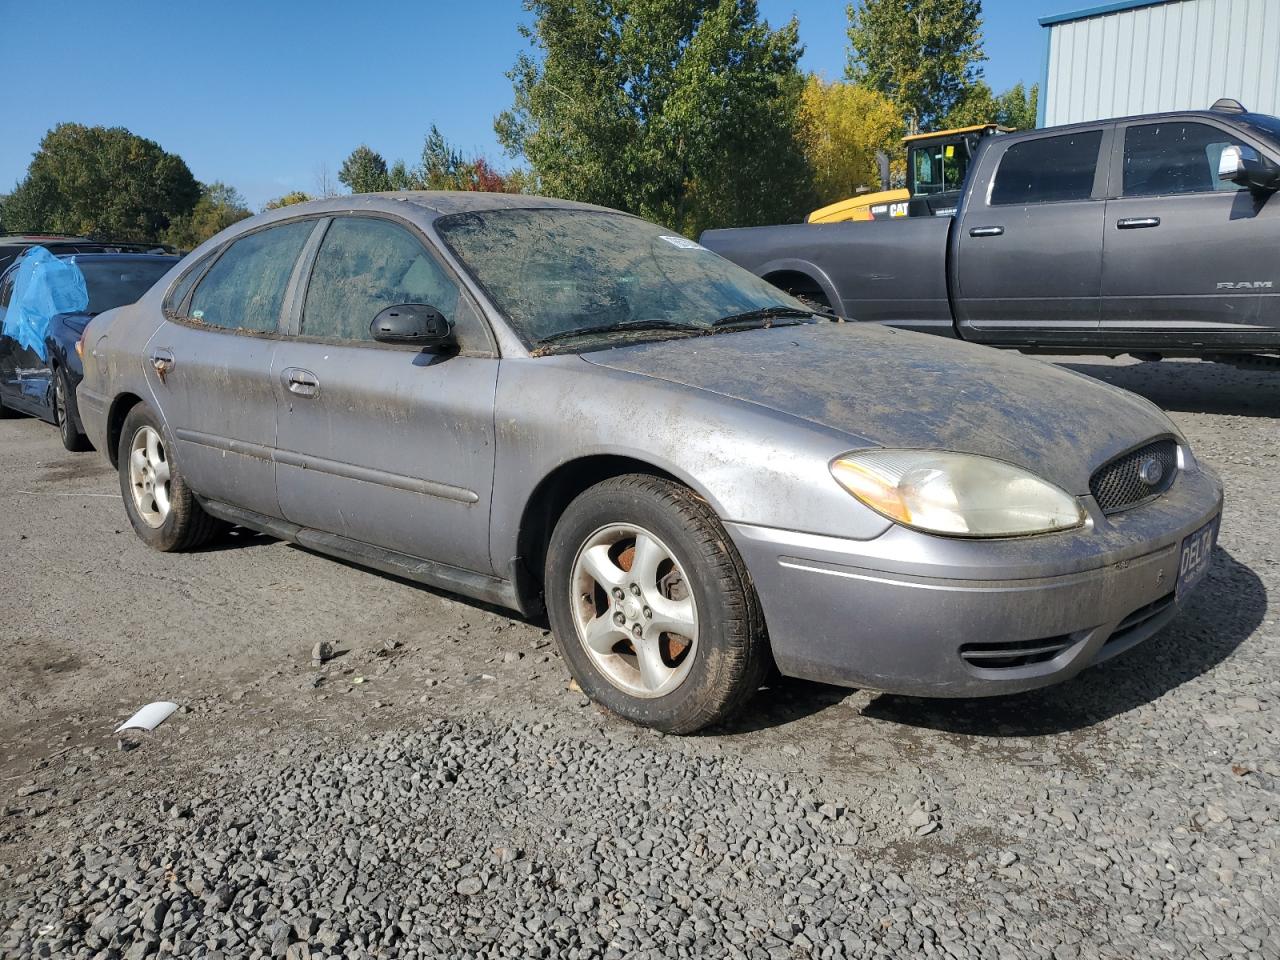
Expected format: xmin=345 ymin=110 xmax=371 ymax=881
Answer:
xmin=570 ymin=523 xmax=699 ymax=698
xmin=128 ymin=426 xmax=171 ymax=528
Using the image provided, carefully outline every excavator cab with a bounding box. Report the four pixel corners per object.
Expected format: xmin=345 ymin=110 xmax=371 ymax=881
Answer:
xmin=806 ymin=123 xmax=1011 ymax=224
xmin=904 ymin=123 xmax=1011 ymax=218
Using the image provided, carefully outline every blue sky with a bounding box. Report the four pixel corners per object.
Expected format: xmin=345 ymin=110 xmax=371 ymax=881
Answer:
xmin=0 ymin=0 xmax=1070 ymax=210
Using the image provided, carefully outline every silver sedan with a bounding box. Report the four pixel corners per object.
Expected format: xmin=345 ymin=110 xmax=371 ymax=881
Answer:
xmin=77 ymin=193 xmax=1223 ymax=733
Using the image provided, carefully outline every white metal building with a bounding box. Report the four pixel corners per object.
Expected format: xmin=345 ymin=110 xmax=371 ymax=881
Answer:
xmin=1038 ymin=0 xmax=1280 ymax=126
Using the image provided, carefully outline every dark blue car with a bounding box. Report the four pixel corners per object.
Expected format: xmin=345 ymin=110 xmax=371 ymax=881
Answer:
xmin=0 ymin=251 xmax=177 ymax=450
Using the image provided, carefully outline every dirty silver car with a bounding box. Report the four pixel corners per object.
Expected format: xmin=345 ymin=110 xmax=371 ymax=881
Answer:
xmin=78 ymin=193 xmax=1223 ymax=733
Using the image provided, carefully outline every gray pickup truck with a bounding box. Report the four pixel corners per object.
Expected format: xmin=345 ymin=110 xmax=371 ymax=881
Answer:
xmin=702 ymin=103 xmax=1280 ymax=366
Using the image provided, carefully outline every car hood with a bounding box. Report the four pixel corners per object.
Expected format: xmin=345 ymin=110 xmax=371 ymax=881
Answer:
xmin=580 ymin=322 xmax=1177 ymax=495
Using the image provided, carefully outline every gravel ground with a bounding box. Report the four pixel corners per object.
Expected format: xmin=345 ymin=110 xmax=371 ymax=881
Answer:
xmin=1 ymin=356 xmax=1277 ymax=960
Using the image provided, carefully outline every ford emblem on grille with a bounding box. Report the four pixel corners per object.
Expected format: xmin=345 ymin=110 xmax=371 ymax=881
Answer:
xmin=1138 ymin=457 xmax=1165 ymax=486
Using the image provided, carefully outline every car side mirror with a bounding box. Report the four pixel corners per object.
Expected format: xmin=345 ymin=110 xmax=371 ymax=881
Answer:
xmin=370 ymin=303 xmax=455 ymax=348
xmin=1218 ymin=144 xmax=1280 ymax=192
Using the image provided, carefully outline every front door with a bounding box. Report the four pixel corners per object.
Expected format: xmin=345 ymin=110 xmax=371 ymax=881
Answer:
xmin=1101 ymin=119 xmax=1280 ymax=342
xmin=953 ymin=127 xmax=1110 ymax=344
xmin=0 ymin=266 xmax=53 ymax=417
xmin=272 ymin=214 xmax=499 ymax=574
xmin=144 ymin=218 xmax=319 ymax=519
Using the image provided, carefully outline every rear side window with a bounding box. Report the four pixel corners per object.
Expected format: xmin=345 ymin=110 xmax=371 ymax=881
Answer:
xmin=990 ymin=131 xmax=1103 ymax=205
xmin=301 ymin=217 xmax=460 ymax=341
xmin=166 ymin=254 xmax=214 ymax=315
xmin=1123 ymin=122 xmax=1247 ymax=197
xmin=188 ymin=220 xmax=313 ymax=333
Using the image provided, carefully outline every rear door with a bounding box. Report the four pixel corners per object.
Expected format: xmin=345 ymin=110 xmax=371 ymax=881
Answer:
xmin=953 ymin=126 xmax=1110 ymax=343
xmin=144 ymin=219 xmax=319 ymax=519
xmin=1101 ymin=118 xmax=1279 ymax=342
xmin=272 ymin=214 xmax=499 ymax=573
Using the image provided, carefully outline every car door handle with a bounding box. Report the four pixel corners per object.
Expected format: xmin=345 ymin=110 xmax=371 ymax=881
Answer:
xmin=968 ymin=226 xmax=1004 ymax=237
xmin=149 ymin=349 xmax=174 ymax=383
xmin=1117 ymin=217 xmax=1160 ymax=229
xmin=284 ymin=368 xmax=320 ymax=398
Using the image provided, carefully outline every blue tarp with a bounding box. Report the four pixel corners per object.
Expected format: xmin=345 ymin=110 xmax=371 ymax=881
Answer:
xmin=1 ymin=246 xmax=88 ymax=361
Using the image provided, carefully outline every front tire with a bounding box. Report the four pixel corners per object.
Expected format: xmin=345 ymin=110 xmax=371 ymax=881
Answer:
xmin=545 ymin=474 xmax=768 ymax=734
xmin=54 ymin=367 xmax=90 ymax=452
xmin=117 ymin=403 xmax=220 ymax=552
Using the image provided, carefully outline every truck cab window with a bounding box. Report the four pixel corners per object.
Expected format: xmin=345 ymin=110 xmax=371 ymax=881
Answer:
xmin=1122 ymin=122 xmax=1247 ymax=197
xmin=990 ymin=131 xmax=1103 ymax=205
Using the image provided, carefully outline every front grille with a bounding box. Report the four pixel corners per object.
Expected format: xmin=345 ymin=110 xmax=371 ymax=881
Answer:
xmin=1089 ymin=437 xmax=1178 ymax=513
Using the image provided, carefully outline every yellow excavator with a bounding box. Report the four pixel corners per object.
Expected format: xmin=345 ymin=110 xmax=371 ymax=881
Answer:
xmin=807 ymin=123 xmax=1012 ymax=223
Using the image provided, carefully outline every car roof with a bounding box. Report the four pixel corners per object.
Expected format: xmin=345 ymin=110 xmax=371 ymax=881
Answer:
xmin=0 ymin=234 xmax=93 ymax=243
xmin=1002 ymin=109 xmax=1277 ymax=143
xmin=251 ymin=191 xmax=621 ymax=224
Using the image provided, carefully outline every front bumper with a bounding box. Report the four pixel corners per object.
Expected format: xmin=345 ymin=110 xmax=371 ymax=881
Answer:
xmin=728 ymin=463 xmax=1223 ymax=698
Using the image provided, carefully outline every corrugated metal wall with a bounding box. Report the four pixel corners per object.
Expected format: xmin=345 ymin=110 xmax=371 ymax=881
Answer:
xmin=1043 ymin=0 xmax=1280 ymax=126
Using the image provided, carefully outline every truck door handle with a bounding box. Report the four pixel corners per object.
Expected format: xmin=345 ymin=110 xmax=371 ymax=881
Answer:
xmin=969 ymin=226 xmax=1004 ymax=237
xmin=149 ymin=349 xmax=174 ymax=383
xmin=284 ymin=368 xmax=320 ymax=398
xmin=1117 ymin=217 xmax=1160 ymax=229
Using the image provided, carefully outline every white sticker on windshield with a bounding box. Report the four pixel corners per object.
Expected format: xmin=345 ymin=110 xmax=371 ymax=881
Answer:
xmin=659 ymin=235 xmax=707 ymax=250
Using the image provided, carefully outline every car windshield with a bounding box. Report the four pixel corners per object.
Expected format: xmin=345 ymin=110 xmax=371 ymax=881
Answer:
xmin=75 ymin=259 xmax=174 ymax=315
xmin=434 ymin=209 xmax=809 ymax=348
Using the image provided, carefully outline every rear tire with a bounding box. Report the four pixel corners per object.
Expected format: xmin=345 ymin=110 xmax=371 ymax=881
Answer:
xmin=117 ymin=403 xmax=220 ymax=552
xmin=55 ymin=368 xmax=91 ymax=452
xmin=545 ymin=474 xmax=769 ymax=734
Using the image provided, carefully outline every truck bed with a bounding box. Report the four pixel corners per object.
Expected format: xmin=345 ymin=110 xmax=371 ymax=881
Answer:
xmin=701 ymin=218 xmax=954 ymax=334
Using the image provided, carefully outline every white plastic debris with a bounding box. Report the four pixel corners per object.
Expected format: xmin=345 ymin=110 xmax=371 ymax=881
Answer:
xmin=114 ymin=701 xmax=179 ymax=734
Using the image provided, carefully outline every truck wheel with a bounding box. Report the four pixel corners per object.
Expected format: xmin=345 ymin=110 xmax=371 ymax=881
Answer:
xmin=545 ymin=474 xmax=769 ymax=734
xmin=117 ymin=403 xmax=220 ymax=552
xmin=54 ymin=367 xmax=91 ymax=452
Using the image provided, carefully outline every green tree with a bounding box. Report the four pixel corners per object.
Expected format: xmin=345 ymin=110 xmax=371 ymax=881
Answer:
xmin=496 ymin=0 xmax=813 ymax=234
xmin=846 ymin=0 xmax=986 ymax=134
xmin=161 ymin=182 xmax=252 ymax=250
xmin=798 ymin=76 xmax=902 ymax=205
xmin=3 ymin=123 xmax=201 ymax=240
xmin=946 ymin=81 xmax=1038 ymax=130
xmin=338 ymin=145 xmax=392 ymax=193
xmin=263 ymin=190 xmax=313 ymax=210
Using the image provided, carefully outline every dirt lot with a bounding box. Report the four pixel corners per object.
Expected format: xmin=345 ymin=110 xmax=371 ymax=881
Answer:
xmin=1 ymin=357 xmax=1277 ymax=960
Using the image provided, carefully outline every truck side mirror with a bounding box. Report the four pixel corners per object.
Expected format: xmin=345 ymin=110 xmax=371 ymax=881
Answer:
xmin=1218 ymin=144 xmax=1280 ymax=192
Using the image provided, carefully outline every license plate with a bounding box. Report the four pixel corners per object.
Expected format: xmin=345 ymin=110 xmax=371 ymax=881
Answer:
xmin=1176 ymin=515 xmax=1218 ymax=599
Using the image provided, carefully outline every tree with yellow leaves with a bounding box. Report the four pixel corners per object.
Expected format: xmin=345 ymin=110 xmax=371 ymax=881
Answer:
xmin=797 ymin=76 xmax=903 ymax=208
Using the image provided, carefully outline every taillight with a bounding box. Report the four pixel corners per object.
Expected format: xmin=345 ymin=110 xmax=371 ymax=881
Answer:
xmin=75 ymin=330 xmax=87 ymax=360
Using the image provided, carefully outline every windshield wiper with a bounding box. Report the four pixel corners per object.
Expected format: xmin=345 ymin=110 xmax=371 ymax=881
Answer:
xmin=711 ymin=307 xmax=817 ymax=328
xmin=536 ymin=319 xmax=700 ymax=345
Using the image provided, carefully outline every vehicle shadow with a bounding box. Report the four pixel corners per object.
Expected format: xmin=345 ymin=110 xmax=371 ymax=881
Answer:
xmin=1058 ymin=358 xmax=1280 ymax=418
xmin=857 ymin=546 xmax=1265 ymax=738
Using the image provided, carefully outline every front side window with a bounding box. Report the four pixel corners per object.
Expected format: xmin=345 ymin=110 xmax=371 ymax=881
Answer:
xmin=188 ymin=220 xmax=313 ymax=333
xmin=302 ymin=217 xmax=460 ymax=341
xmin=990 ymin=131 xmax=1103 ymax=205
xmin=436 ymin=209 xmax=808 ymax=348
xmin=1123 ymin=122 xmax=1247 ymax=197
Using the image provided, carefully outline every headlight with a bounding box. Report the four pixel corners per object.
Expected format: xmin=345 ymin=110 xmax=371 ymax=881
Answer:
xmin=830 ymin=450 xmax=1085 ymax=538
